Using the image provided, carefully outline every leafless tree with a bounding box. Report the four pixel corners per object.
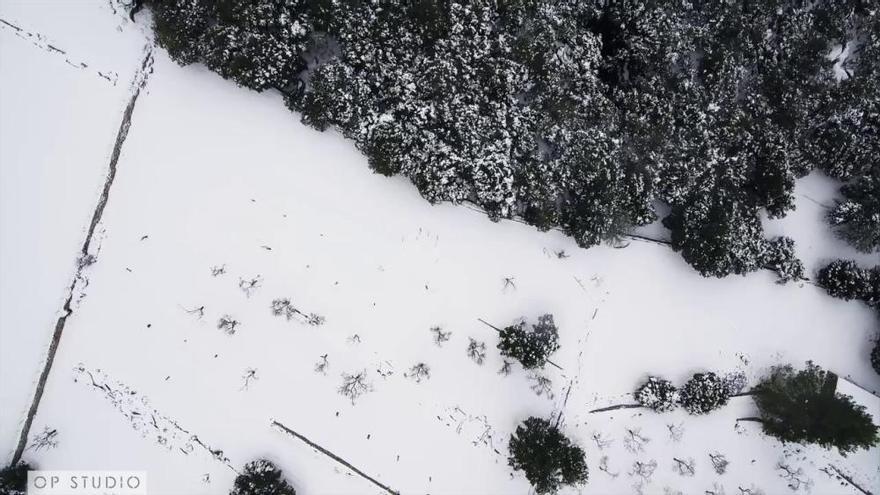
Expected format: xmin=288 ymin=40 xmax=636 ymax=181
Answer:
xmin=710 ymin=452 xmax=729 ymax=475
xmin=201 ymin=474 xmax=210 ymax=484
xmin=270 ymin=298 xmax=325 ymax=326
xmin=672 ymin=457 xmax=696 ymax=477
xmin=706 ymin=482 xmax=726 ymax=495
xmin=498 ymin=359 xmax=513 ymax=376
xmin=238 ymin=275 xmax=262 ymax=297
xmin=29 ymin=426 xmax=58 ymax=451
xmin=338 ymin=370 xmax=372 ymax=404
xmin=666 ymin=423 xmax=684 ymax=442
xmin=217 ymin=315 xmax=240 ymax=335
xmin=406 ymin=363 xmax=431 ymax=383
xmin=528 ymin=373 xmax=554 ymax=399
xmin=183 ymin=305 xmax=205 ymax=319
xmin=737 ymin=486 xmax=765 ymax=495
xmin=430 ymin=326 xmax=451 ymax=346
xmin=777 ymin=462 xmax=812 ymax=492
xmin=348 ymin=333 xmax=362 ymax=344
xmin=599 ymin=456 xmax=619 ymax=478
xmin=629 ymin=459 xmax=658 ymax=487
xmin=240 ymin=368 xmax=258 ymax=390
xmin=314 ymin=354 xmax=329 ymax=374
xmin=624 ymin=427 xmax=650 ymax=453
xmin=210 ymin=264 xmax=226 ymax=276
xmin=592 ymin=432 xmax=613 ymax=450
xmin=502 ymin=277 xmax=517 ymax=292
xmin=466 ymin=338 xmax=486 ymax=365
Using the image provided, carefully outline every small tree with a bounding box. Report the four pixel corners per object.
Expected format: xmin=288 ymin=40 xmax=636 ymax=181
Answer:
xmin=816 ymin=260 xmax=879 ymax=305
xmin=497 ymin=314 xmax=560 ymax=369
xmin=0 ymin=462 xmax=32 ymax=495
xmin=230 ymin=459 xmax=296 ymax=495
xmin=634 ymin=376 xmax=679 ymax=412
xmin=508 ymin=417 xmax=588 ymax=494
xmin=754 ymin=362 xmax=879 ymax=454
xmin=679 ymin=372 xmax=730 ymax=415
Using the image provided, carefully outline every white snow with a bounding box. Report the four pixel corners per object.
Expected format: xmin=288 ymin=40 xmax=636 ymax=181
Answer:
xmin=0 ymin=1 xmax=878 ymax=494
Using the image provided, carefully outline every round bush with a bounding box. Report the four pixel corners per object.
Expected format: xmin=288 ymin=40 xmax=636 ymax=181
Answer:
xmin=634 ymin=376 xmax=680 ymax=412
xmin=680 ymin=372 xmax=730 ymax=415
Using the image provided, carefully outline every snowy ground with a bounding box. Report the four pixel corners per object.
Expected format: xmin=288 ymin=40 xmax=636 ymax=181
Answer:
xmin=1 ymin=2 xmax=878 ymax=494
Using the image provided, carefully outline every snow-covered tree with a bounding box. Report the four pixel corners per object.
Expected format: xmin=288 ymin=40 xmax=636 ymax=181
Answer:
xmin=754 ymin=362 xmax=879 ymax=454
xmin=817 ymin=260 xmax=879 ymax=306
xmin=497 ymin=314 xmax=560 ymax=369
xmin=508 ymin=417 xmax=589 ymax=494
xmin=679 ymin=372 xmax=730 ymax=415
xmin=0 ymin=461 xmax=30 ymax=495
xmin=634 ymin=376 xmax=679 ymax=413
xmin=231 ymin=459 xmax=295 ymax=495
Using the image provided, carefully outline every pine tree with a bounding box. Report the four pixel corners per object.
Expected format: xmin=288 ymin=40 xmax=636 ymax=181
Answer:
xmin=754 ymin=362 xmax=879 ymax=454
xmin=497 ymin=314 xmax=560 ymax=370
xmin=508 ymin=417 xmax=589 ymax=494
xmin=828 ymin=168 xmax=880 ymax=253
xmin=634 ymin=376 xmax=680 ymax=412
xmin=679 ymin=372 xmax=730 ymax=415
xmin=0 ymin=462 xmax=29 ymax=495
xmin=230 ymin=459 xmax=296 ymax=495
xmin=817 ymin=260 xmax=879 ymax=306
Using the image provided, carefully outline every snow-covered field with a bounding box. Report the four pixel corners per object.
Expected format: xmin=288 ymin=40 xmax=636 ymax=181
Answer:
xmin=1 ymin=1 xmax=878 ymax=494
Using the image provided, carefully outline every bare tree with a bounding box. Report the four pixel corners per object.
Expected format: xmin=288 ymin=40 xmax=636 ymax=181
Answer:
xmin=706 ymin=482 xmax=726 ymax=495
xmin=502 ymin=277 xmax=516 ymax=292
xmin=528 ymin=373 xmax=554 ymax=399
xmin=238 ymin=275 xmax=263 ymax=297
xmin=672 ymin=457 xmax=696 ymax=477
xmin=217 ymin=315 xmax=240 ymax=335
xmin=430 ymin=326 xmax=452 ymax=346
xmin=240 ymin=368 xmax=258 ymax=390
xmin=709 ymin=452 xmax=729 ymax=475
xmin=338 ymin=370 xmax=372 ymax=404
xmin=599 ymin=456 xmax=619 ymax=478
xmin=777 ymin=463 xmax=812 ymax=492
xmin=591 ymin=432 xmax=613 ymax=450
xmin=210 ymin=264 xmax=226 ymax=276
xmin=314 ymin=354 xmax=329 ymax=374
xmin=737 ymin=486 xmax=765 ymax=495
xmin=271 ymin=298 xmax=325 ymax=326
xmin=466 ymin=338 xmax=486 ymax=365
xmin=405 ymin=363 xmax=431 ymax=383
xmin=666 ymin=423 xmax=684 ymax=442
xmin=29 ymin=426 xmax=58 ymax=451
xmin=498 ymin=359 xmax=513 ymax=376
xmin=624 ymin=427 xmax=650 ymax=453
xmin=629 ymin=460 xmax=658 ymax=493
xmin=183 ymin=305 xmax=205 ymax=319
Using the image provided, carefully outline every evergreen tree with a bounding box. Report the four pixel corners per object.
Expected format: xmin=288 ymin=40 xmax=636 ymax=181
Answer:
xmin=634 ymin=376 xmax=679 ymax=412
xmin=761 ymin=237 xmax=805 ymax=283
xmin=0 ymin=462 xmax=30 ymax=495
xmin=828 ymin=168 xmax=880 ymax=253
xmin=679 ymin=372 xmax=730 ymax=415
xmin=754 ymin=362 xmax=879 ymax=454
xmin=230 ymin=459 xmax=296 ymax=495
xmin=817 ymin=260 xmax=879 ymax=306
xmin=497 ymin=314 xmax=560 ymax=370
xmin=871 ymin=337 xmax=880 ymax=376
xmin=508 ymin=417 xmax=589 ymax=494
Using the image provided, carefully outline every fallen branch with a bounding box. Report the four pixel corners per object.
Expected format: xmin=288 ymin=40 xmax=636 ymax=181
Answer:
xmin=589 ymin=403 xmax=642 ymax=414
xmin=271 ymin=420 xmax=399 ymax=495
xmin=735 ymin=417 xmax=763 ymax=423
xmin=828 ymin=464 xmax=873 ymax=495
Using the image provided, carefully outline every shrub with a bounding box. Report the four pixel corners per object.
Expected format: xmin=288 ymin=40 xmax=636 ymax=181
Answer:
xmin=508 ymin=417 xmax=588 ymax=494
xmin=634 ymin=376 xmax=679 ymax=412
xmin=0 ymin=462 xmax=31 ymax=495
xmin=679 ymin=372 xmax=730 ymax=415
xmin=230 ymin=459 xmax=296 ymax=495
xmin=754 ymin=362 xmax=879 ymax=454
xmin=497 ymin=314 xmax=560 ymax=369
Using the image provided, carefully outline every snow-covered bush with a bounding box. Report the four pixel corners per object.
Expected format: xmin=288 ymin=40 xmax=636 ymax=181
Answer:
xmin=508 ymin=417 xmax=589 ymax=494
xmin=231 ymin=459 xmax=296 ymax=495
xmin=497 ymin=314 xmax=560 ymax=369
xmin=761 ymin=237 xmax=805 ymax=283
xmin=634 ymin=376 xmax=679 ymax=412
xmin=722 ymin=371 xmax=748 ymax=396
xmin=679 ymin=372 xmax=730 ymax=415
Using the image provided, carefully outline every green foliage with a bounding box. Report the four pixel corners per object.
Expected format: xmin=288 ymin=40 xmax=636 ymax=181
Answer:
xmin=754 ymin=362 xmax=879 ymax=454
xmin=497 ymin=314 xmax=560 ymax=369
xmin=508 ymin=417 xmax=588 ymax=494
xmin=230 ymin=459 xmax=296 ymax=495
xmin=0 ymin=461 xmax=31 ymax=495
xmin=817 ymin=260 xmax=879 ymax=307
xmin=679 ymin=372 xmax=730 ymax=415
